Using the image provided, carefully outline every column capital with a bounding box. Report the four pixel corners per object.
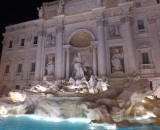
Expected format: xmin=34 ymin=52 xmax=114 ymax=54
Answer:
xmin=147 ymin=15 xmax=158 ymax=24
xmin=91 ymin=41 xmax=98 ymax=48
xmin=63 ymin=45 xmax=70 ymax=52
xmin=56 ymin=26 xmax=65 ymax=33
xmin=121 ymin=15 xmax=134 ymax=24
xmin=38 ymin=30 xmax=47 ymax=37
xmin=96 ymin=19 xmax=107 ymax=27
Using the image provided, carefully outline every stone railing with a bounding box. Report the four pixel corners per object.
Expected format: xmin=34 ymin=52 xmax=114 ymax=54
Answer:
xmin=140 ymin=64 xmax=154 ymax=69
xmin=4 ymin=73 xmax=10 ymax=77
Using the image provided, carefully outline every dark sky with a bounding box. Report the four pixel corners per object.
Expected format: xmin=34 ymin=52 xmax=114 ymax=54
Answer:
xmin=0 ymin=0 xmax=56 ymax=53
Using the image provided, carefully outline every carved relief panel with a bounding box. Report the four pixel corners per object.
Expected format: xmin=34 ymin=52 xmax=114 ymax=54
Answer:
xmin=108 ymin=23 xmax=121 ymax=39
xmin=46 ymin=33 xmax=56 ymax=47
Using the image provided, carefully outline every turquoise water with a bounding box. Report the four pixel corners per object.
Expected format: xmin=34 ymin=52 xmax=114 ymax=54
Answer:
xmin=0 ymin=115 xmax=159 ymax=130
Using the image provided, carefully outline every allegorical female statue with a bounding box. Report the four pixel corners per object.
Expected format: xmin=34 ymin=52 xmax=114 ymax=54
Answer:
xmin=111 ymin=49 xmax=124 ymax=72
xmin=37 ymin=7 xmax=44 ymax=19
xmin=72 ymin=52 xmax=86 ymax=80
xmin=46 ymin=56 xmax=55 ymax=75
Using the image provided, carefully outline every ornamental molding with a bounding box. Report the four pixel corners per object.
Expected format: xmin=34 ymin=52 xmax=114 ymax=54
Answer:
xmin=44 ymin=8 xmax=123 ymax=27
xmin=92 ymin=7 xmax=105 ymax=18
xmin=64 ymin=13 xmax=95 ymax=25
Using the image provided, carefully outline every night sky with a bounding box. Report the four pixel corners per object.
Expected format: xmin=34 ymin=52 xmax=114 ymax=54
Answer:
xmin=0 ymin=0 xmax=56 ymax=54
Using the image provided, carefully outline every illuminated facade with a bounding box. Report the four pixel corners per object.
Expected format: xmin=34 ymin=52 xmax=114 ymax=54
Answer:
xmin=1 ymin=0 xmax=160 ymax=90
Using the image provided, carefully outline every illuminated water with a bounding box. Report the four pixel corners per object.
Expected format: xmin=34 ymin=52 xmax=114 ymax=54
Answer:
xmin=0 ymin=115 xmax=160 ymax=130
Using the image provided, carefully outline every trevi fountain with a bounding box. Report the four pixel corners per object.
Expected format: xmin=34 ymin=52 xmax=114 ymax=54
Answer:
xmin=1 ymin=0 xmax=160 ymax=129
xmin=0 ymin=52 xmax=160 ymax=130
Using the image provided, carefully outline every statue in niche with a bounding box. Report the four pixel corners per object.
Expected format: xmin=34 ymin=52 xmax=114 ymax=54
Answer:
xmin=57 ymin=0 xmax=64 ymax=15
xmin=46 ymin=56 xmax=55 ymax=75
xmin=72 ymin=52 xmax=87 ymax=80
xmin=111 ymin=49 xmax=124 ymax=73
xmin=37 ymin=7 xmax=44 ymax=19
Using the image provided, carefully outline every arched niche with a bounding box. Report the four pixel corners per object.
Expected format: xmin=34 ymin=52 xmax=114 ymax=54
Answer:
xmin=66 ymin=29 xmax=96 ymax=47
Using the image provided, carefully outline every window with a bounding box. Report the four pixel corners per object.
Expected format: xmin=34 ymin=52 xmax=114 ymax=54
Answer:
xmin=30 ymin=63 xmax=36 ymax=72
xmin=135 ymin=2 xmax=141 ymax=7
xmin=15 ymin=85 xmax=20 ymax=90
xmin=137 ymin=20 xmax=145 ymax=30
xmin=9 ymin=41 xmax=13 ymax=48
xmin=157 ymin=0 xmax=160 ymax=4
xmin=17 ymin=64 xmax=22 ymax=73
xmin=142 ymin=53 xmax=149 ymax=64
xmin=21 ymin=39 xmax=25 ymax=46
xmin=5 ymin=65 xmax=10 ymax=73
xmin=34 ymin=36 xmax=38 ymax=45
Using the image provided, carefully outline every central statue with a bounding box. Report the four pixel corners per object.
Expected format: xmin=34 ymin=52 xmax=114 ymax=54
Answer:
xmin=72 ymin=52 xmax=86 ymax=80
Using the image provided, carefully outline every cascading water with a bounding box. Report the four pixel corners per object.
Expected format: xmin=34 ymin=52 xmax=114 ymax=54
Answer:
xmin=0 ymin=76 xmax=160 ymax=130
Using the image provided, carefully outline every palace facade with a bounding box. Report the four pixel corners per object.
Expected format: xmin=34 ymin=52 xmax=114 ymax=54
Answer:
xmin=1 ymin=0 xmax=160 ymax=90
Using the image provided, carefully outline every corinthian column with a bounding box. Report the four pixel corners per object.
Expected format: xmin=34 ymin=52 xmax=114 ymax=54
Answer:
xmin=92 ymin=45 xmax=97 ymax=76
xmin=65 ymin=47 xmax=70 ymax=80
xmin=97 ymin=19 xmax=107 ymax=76
xmin=121 ymin=16 xmax=137 ymax=74
xmin=55 ymin=26 xmax=64 ymax=79
xmin=147 ymin=15 xmax=160 ymax=73
xmin=35 ymin=30 xmax=46 ymax=81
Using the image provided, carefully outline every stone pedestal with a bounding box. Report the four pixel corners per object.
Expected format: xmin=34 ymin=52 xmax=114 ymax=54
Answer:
xmin=44 ymin=75 xmax=55 ymax=81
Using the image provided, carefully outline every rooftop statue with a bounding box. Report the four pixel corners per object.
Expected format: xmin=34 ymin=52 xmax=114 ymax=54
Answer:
xmin=37 ymin=7 xmax=44 ymax=19
xmin=57 ymin=0 xmax=64 ymax=15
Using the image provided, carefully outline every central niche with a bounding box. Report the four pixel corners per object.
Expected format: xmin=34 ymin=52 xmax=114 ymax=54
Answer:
xmin=69 ymin=32 xmax=92 ymax=48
